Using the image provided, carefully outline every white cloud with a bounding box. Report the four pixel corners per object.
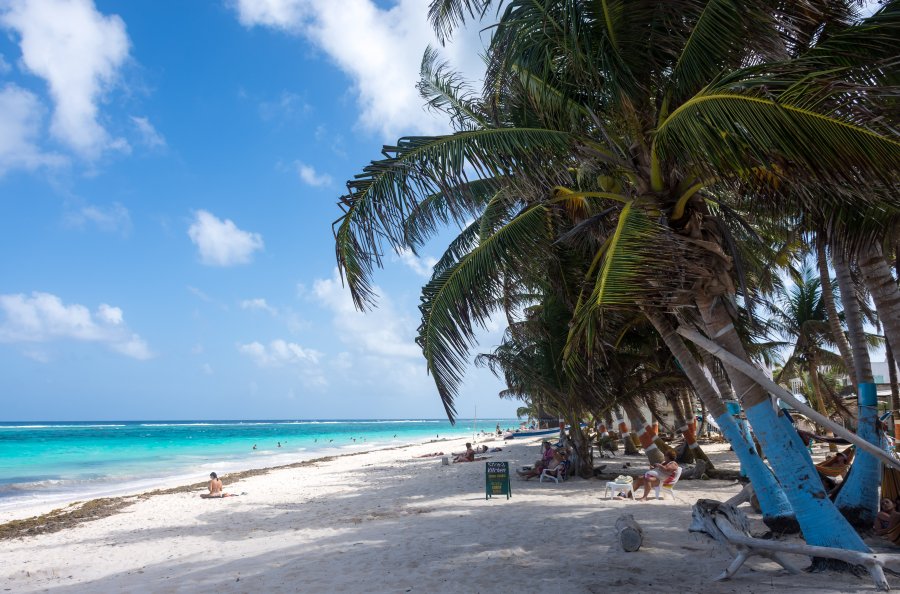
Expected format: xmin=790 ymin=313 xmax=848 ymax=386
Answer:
xmin=0 ymin=291 xmax=152 ymax=360
xmin=0 ymin=53 xmax=10 ymax=74
xmin=188 ymin=210 xmax=264 ymax=267
xmin=1 ymin=0 xmax=131 ymax=157
xmin=396 ymin=247 xmax=437 ymax=278
xmin=232 ymin=0 xmax=306 ymax=31
xmin=233 ymin=0 xmax=488 ymax=139
xmin=201 ymin=363 xmax=214 ymax=375
xmin=0 ymin=83 xmax=65 ymax=175
xmin=238 ymin=339 xmax=322 ymax=366
xmin=130 ymin=116 xmax=166 ymax=148
xmin=64 ymin=202 xmax=131 ymax=235
xmin=241 ymin=298 xmax=277 ymax=315
xmin=295 ymin=161 xmax=332 ymax=187
xmin=311 ymin=268 xmax=421 ymax=359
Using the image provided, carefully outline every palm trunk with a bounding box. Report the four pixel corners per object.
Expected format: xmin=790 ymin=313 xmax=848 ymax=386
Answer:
xmin=566 ymin=413 xmax=593 ymax=478
xmin=887 ymin=338 xmax=900 ymax=452
xmin=667 ymin=390 xmax=713 ymax=467
xmin=860 ymin=241 xmax=900 ymax=371
xmin=622 ymin=402 xmax=665 ymax=464
xmin=833 ymin=244 xmax=879 ymax=527
xmin=834 ymin=246 xmax=873 ymax=384
xmin=808 ymin=352 xmax=837 ymax=453
xmin=817 ymin=236 xmax=856 ymax=387
xmin=834 ymin=383 xmax=880 ymax=528
xmin=694 ymin=293 xmax=867 ymax=551
xmin=615 ymin=408 xmax=639 ymax=455
xmin=645 ymin=308 xmax=795 ymax=531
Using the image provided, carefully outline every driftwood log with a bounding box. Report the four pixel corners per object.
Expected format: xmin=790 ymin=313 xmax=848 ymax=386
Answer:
xmin=691 ymin=499 xmax=900 ymax=591
xmin=615 ymin=514 xmax=643 ymax=552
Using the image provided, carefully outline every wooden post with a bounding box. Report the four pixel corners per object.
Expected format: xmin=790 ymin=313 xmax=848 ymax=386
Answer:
xmin=615 ymin=514 xmax=643 ymax=552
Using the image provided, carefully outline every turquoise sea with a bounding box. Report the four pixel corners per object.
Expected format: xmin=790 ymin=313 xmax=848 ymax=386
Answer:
xmin=0 ymin=419 xmax=515 ymax=510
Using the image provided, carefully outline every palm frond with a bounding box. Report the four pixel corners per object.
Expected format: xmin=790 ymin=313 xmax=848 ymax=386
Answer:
xmin=656 ymin=91 xmax=900 ymax=194
xmin=418 ymin=46 xmax=488 ymax=131
xmin=334 ymin=127 xmax=572 ymax=308
xmin=416 ymin=202 xmax=553 ymax=421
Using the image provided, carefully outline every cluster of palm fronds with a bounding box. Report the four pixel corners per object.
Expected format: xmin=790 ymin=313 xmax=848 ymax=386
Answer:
xmin=334 ymin=0 xmax=899 ymax=430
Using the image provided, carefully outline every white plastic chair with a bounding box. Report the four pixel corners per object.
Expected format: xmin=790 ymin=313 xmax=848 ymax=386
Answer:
xmin=653 ymin=466 xmax=683 ymax=501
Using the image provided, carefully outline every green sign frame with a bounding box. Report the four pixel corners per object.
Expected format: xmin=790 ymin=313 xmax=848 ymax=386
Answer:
xmin=485 ymin=461 xmax=511 ymax=500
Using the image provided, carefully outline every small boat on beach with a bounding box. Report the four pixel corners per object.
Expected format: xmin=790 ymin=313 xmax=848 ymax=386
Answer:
xmin=503 ymin=427 xmax=560 ymax=440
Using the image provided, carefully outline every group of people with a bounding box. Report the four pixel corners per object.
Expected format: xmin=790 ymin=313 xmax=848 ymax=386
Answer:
xmin=517 ymin=440 xmax=569 ymax=480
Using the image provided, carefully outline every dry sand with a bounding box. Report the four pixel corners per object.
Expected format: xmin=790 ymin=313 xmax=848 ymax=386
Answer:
xmin=0 ymin=436 xmax=892 ymax=593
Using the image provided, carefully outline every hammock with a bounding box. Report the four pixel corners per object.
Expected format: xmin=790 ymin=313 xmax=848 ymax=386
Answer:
xmin=815 ymin=446 xmax=855 ymax=478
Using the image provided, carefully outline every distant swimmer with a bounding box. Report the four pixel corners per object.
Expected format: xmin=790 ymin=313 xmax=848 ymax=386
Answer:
xmin=252 ymin=444 xmax=257 ymax=450
xmin=277 ymin=442 xmax=282 ymax=448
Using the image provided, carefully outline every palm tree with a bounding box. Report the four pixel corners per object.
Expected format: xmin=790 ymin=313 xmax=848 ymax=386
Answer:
xmin=333 ymin=1 xmax=900 ymax=549
xmin=769 ymin=264 xmax=845 ymax=423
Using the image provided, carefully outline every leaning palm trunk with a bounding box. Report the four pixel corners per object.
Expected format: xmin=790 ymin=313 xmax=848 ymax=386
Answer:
xmin=807 ymin=351 xmax=837 ymax=452
xmin=622 ymin=402 xmax=665 ymax=464
xmin=694 ymin=294 xmax=867 ymax=550
xmin=645 ymin=309 xmax=795 ymax=531
xmin=817 ymin=238 xmax=856 ymax=387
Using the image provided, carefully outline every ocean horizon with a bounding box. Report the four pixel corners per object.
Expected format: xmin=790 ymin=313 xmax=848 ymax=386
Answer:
xmin=0 ymin=418 xmax=519 ymax=511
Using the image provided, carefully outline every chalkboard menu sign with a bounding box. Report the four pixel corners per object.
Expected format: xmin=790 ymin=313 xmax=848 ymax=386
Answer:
xmin=485 ymin=461 xmax=511 ymax=500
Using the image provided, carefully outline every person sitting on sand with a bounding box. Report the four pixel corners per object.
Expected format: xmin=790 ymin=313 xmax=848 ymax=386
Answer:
xmin=874 ymin=498 xmax=900 ymax=542
xmin=453 ymin=443 xmax=476 ymax=463
xmin=630 ymin=450 xmax=679 ymax=500
xmin=200 ymin=472 xmax=236 ymax=498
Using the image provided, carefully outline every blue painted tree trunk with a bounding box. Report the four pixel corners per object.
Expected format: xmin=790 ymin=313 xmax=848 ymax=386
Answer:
xmin=836 ymin=383 xmax=881 ymax=528
xmin=745 ymin=398 xmax=869 ymax=551
xmin=715 ymin=410 xmax=795 ymax=530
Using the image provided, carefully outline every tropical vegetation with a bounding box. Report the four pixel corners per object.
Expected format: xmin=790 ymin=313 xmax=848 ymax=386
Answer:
xmin=333 ymin=0 xmax=900 ymax=559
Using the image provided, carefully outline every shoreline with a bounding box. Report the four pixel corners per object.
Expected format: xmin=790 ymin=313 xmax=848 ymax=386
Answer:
xmin=0 ymin=433 xmax=482 ymax=539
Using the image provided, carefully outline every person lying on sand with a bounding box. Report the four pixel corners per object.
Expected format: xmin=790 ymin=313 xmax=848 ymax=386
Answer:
xmin=416 ymin=451 xmax=445 ymax=458
xmin=200 ymin=472 xmax=237 ymax=498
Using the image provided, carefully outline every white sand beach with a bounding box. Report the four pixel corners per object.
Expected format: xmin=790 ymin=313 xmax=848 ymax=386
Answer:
xmin=0 ymin=436 xmax=890 ymax=593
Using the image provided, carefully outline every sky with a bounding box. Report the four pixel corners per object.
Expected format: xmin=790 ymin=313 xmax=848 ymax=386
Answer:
xmin=0 ymin=0 xmax=520 ymax=421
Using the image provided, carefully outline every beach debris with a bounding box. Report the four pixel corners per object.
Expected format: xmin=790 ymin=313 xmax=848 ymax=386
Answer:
xmin=691 ymin=499 xmax=900 ymax=591
xmin=615 ymin=514 xmax=643 ymax=552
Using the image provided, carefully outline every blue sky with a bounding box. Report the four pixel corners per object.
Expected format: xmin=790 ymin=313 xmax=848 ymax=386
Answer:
xmin=0 ymin=0 xmax=518 ymax=421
